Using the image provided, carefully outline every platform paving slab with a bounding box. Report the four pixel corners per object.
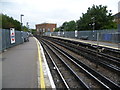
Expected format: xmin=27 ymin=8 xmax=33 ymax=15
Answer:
xmin=52 ymin=36 xmax=120 ymax=50
xmin=2 ymin=37 xmax=38 ymax=88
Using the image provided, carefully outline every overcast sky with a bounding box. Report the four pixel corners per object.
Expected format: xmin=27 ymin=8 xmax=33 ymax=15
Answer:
xmin=1 ymin=0 xmax=120 ymax=29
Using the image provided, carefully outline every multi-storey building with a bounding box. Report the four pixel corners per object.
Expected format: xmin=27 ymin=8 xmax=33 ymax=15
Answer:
xmin=36 ymin=23 xmax=57 ymax=34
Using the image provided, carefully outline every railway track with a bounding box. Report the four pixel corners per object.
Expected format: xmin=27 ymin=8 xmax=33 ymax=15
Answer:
xmin=36 ymin=36 xmax=120 ymax=89
xmin=41 ymin=40 xmax=89 ymax=89
xmin=42 ymin=43 xmax=70 ymax=89
xmin=49 ymin=36 xmax=120 ymax=58
xmin=43 ymin=36 xmax=120 ymax=74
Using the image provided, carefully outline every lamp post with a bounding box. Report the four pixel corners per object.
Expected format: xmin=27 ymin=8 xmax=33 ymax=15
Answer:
xmin=20 ymin=14 xmax=24 ymax=31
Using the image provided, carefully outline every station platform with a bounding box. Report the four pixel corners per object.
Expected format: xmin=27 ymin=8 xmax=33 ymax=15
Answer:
xmin=51 ymin=36 xmax=120 ymax=50
xmin=2 ymin=37 xmax=55 ymax=88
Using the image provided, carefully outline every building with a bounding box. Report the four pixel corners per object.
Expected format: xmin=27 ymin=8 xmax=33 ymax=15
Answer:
xmin=113 ymin=1 xmax=120 ymax=32
xmin=36 ymin=23 xmax=57 ymax=34
xmin=114 ymin=12 xmax=120 ymax=23
xmin=114 ymin=12 xmax=120 ymax=32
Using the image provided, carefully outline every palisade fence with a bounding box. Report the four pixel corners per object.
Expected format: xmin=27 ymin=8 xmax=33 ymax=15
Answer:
xmin=0 ymin=29 xmax=28 ymax=51
xmin=43 ymin=29 xmax=120 ymax=43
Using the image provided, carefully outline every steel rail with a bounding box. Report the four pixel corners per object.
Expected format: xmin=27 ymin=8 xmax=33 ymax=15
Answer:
xmin=41 ymin=40 xmax=90 ymax=89
xmin=41 ymin=42 xmax=70 ymax=89
xmin=45 ymin=36 xmax=120 ymax=62
xmin=42 ymin=38 xmax=120 ymax=89
xmin=50 ymin=37 xmax=120 ymax=63
xmin=48 ymin=36 xmax=120 ymax=55
xmin=46 ymin=37 xmax=120 ymax=73
xmin=43 ymin=39 xmax=111 ymax=89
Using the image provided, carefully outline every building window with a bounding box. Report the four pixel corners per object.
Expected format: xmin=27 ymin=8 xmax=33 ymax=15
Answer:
xmin=37 ymin=29 xmax=39 ymax=32
xmin=48 ymin=28 xmax=50 ymax=32
xmin=39 ymin=28 xmax=42 ymax=32
xmin=43 ymin=28 xmax=45 ymax=32
xmin=53 ymin=28 xmax=55 ymax=31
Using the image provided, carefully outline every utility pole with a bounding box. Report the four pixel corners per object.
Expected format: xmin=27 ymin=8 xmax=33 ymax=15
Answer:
xmin=20 ymin=14 xmax=24 ymax=31
xmin=26 ymin=22 xmax=29 ymax=31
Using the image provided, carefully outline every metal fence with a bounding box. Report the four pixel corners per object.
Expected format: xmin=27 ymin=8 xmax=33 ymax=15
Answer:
xmin=0 ymin=29 xmax=2 ymax=52
xmin=44 ymin=29 xmax=120 ymax=43
xmin=0 ymin=29 xmax=28 ymax=51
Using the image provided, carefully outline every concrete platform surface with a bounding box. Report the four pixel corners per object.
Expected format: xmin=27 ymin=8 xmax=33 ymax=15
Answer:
xmin=2 ymin=37 xmax=38 ymax=88
xmin=52 ymin=36 xmax=120 ymax=50
xmin=0 ymin=53 xmax=2 ymax=89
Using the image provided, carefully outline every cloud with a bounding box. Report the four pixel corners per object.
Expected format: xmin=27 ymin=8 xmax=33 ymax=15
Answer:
xmin=2 ymin=0 xmax=119 ymax=29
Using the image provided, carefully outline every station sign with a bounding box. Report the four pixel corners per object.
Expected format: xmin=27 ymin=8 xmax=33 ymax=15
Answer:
xmin=10 ymin=28 xmax=15 ymax=44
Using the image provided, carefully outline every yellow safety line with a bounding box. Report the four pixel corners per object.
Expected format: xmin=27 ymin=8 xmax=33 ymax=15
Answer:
xmin=36 ymin=38 xmax=45 ymax=89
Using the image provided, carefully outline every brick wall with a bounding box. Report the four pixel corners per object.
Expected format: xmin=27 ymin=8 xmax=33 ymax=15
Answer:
xmin=36 ymin=23 xmax=56 ymax=34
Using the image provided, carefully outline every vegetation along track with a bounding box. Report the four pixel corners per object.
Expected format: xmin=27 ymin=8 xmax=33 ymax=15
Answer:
xmin=36 ymin=36 xmax=120 ymax=89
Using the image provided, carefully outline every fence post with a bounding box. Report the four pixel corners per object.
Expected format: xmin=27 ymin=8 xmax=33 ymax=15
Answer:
xmin=75 ymin=30 xmax=78 ymax=38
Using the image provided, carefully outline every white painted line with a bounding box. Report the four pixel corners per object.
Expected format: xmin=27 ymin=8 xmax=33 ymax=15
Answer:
xmin=34 ymin=37 xmax=56 ymax=89
xmin=33 ymin=37 xmax=40 ymax=88
xmin=39 ymin=41 xmax=56 ymax=89
xmin=34 ymin=37 xmax=45 ymax=88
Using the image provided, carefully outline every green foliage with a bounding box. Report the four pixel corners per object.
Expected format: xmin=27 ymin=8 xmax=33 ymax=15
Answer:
xmin=56 ymin=5 xmax=117 ymax=31
xmin=62 ymin=20 xmax=76 ymax=31
xmin=54 ymin=28 xmax=60 ymax=32
xmin=2 ymin=14 xmax=30 ymax=31
xmin=22 ymin=26 xmax=28 ymax=31
xmin=77 ymin=5 xmax=117 ymax=30
xmin=54 ymin=20 xmax=76 ymax=32
xmin=31 ymin=29 xmax=36 ymax=34
xmin=2 ymin=14 xmax=22 ymax=30
xmin=0 ymin=14 xmax=2 ymax=28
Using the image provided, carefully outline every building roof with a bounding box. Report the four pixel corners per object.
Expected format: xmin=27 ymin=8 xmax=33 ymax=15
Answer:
xmin=36 ymin=23 xmax=56 ymax=26
xmin=114 ymin=12 xmax=120 ymax=19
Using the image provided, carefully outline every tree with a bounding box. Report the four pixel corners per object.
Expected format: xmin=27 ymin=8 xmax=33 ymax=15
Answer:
xmin=22 ymin=26 xmax=29 ymax=31
xmin=77 ymin=5 xmax=117 ymax=30
xmin=61 ymin=20 xmax=76 ymax=31
xmin=2 ymin=14 xmax=24 ymax=31
xmin=30 ymin=29 xmax=36 ymax=34
xmin=0 ymin=14 xmax=2 ymax=28
xmin=54 ymin=27 xmax=60 ymax=32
